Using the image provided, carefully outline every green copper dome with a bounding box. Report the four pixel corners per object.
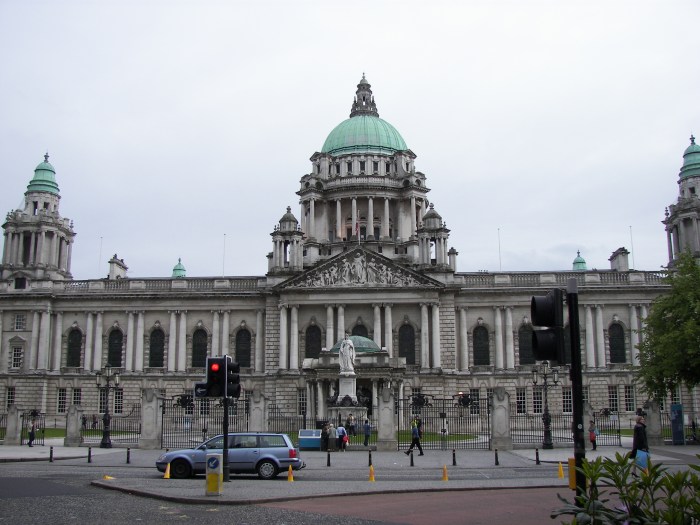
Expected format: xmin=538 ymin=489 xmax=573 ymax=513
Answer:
xmin=680 ymin=135 xmax=700 ymax=179
xmin=321 ymin=75 xmax=408 ymax=156
xmin=172 ymin=258 xmax=186 ymax=278
xmin=322 ymin=115 xmax=407 ymax=156
xmin=330 ymin=335 xmax=382 ymax=354
xmin=572 ymin=251 xmax=587 ymax=271
xmin=26 ymin=153 xmax=60 ymax=195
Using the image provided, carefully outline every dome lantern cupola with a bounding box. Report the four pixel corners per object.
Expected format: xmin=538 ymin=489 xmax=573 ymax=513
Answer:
xmin=26 ymin=153 xmax=60 ymax=196
xmin=572 ymin=251 xmax=587 ymax=271
xmin=349 ymin=73 xmax=379 ymax=118
xmin=172 ymin=258 xmax=186 ymax=278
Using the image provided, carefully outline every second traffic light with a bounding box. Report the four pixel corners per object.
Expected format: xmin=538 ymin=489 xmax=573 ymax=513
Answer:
xmin=226 ymin=357 xmax=241 ymax=398
xmin=531 ymin=287 xmax=566 ymax=364
xmin=206 ymin=357 xmax=227 ymax=397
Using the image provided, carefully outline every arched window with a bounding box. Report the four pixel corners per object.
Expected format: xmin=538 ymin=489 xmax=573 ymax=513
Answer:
xmin=609 ymin=323 xmax=626 ymax=363
xmin=235 ymin=329 xmax=252 ymax=368
xmin=107 ymin=330 xmax=123 ymax=367
xmin=149 ymin=329 xmax=165 ymax=368
xmin=398 ymin=324 xmax=416 ymax=365
xmin=518 ymin=325 xmax=534 ymax=365
xmin=305 ymin=325 xmax=322 ymax=359
xmin=473 ymin=326 xmax=490 ymax=366
xmin=192 ymin=329 xmax=208 ymax=368
xmin=351 ymin=325 xmax=368 ymax=338
xmin=66 ymin=328 xmax=82 ymax=367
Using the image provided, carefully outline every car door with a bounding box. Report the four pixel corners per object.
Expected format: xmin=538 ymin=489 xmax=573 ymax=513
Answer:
xmin=228 ymin=434 xmax=260 ymax=473
xmin=194 ymin=436 xmax=225 ymax=473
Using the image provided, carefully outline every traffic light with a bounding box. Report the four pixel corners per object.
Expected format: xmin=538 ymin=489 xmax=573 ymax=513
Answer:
xmin=206 ymin=356 xmax=227 ymax=397
xmin=531 ymin=287 xmax=566 ymax=363
xmin=226 ymin=357 xmax=241 ymax=398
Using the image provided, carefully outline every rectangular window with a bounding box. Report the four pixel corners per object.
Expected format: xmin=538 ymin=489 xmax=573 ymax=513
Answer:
xmin=582 ymin=386 xmax=589 ymax=407
xmin=99 ymin=389 xmax=107 ymax=413
xmin=671 ymin=386 xmax=681 ymax=405
xmin=335 ymin=163 xmax=340 ymax=175
xmin=11 ymin=347 xmax=22 ymax=369
xmin=608 ymin=385 xmax=619 ymax=413
xmin=57 ymin=388 xmax=67 ymax=414
xmin=385 ymin=162 xmax=391 ymax=174
xmin=533 ymin=388 xmax=543 ymax=414
xmin=72 ymin=388 xmax=82 ymax=406
xmin=562 ymin=387 xmax=573 ymax=414
xmin=359 ymin=161 xmax=366 ymax=172
xmin=14 ymin=314 xmax=26 ymax=330
xmin=624 ymin=385 xmax=635 ymax=412
xmin=516 ymin=387 xmax=527 ymax=414
xmin=346 ymin=161 xmax=352 ymax=173
xmin=6 ymin=387 xmax=15 ymax=409
xmin=373 ymin=161 xmax=378 ymax=173
xmin=298 ymin=389 xmax=307 ymax=417
xmin=113 ymin=389 xmax=123 ymax=415
xmin=199 ymin=398 xmax=210 ymax=416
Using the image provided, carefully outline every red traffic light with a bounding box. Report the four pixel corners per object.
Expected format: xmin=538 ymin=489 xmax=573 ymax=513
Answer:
xmin=210 ymin=362 xmax=220 ymax=372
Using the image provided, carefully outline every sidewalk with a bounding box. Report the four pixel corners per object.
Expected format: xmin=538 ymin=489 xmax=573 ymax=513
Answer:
xmin=1 ymin=438 xmax=698 ymax=505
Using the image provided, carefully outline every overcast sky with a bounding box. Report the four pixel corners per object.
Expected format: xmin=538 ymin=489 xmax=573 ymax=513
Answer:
xmin=1 ymin=0 xmax=698 ymax=280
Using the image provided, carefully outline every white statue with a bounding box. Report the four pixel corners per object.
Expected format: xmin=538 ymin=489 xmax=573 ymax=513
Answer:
xmin=339 ymin=334 xmax=356 ymax=374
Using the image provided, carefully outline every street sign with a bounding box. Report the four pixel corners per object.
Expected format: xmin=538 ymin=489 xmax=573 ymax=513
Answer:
xmin=194 ymin=382 xmax=208 ymax=398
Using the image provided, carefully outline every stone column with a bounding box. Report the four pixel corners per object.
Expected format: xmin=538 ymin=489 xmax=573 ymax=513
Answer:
xmin=585 ymin=305 xmax=595 ymax=368
xmin=640 ymin=305 xmax=649 ymax=343
xmin=384 ymin=304 xmax=393 ymax=357
xmin=351 ymin=198 xmax=357 ymax=239
xmin=248 ymin=387 xmax=267 ymax=433
xmin=376 ymin=385 xmax=397 ymax=451
xmin=221 ymin=311 xmax=230 ymax=357
xmin=64 ymin=404 xmax=83 ymax=447
xmin=177 ymin=311 xmax=187 ymax=371
xmin=431 ymin=304 xmax=440 ymax=368
xmin=494 ymin=307 xmax=504 ymax=369
xmin=410 ymin=195 xmax=416 ymax=237
xmin=28 ymin=232 xmax=36 ymax=265
xmin=629 ymin=305 xmax=640 ymax=366
xmin=317 ymin=381 xmax=326 ymax=419
xmin=336 ymin=200 xmax=342 ymax=240
xmin=383 ymin=198 xmax=390 ymax=238
xmin=337 ymin=305 xmax=345 ymax=338
xmin=126 ymin=311 xmax=135 ymax=371
xmin=309 ymin=198 xmax=315 ymax=239
xmin=211 ymin=311 xmax=220 ymax=357
xmin=326 ymin=305 xmax=335 ymax=349
xmin=135 ymin=311 xmax=145 ymax=372
xmin=37 ymin=309 xmax=51 ymax=370
xmin=373 ymin=304 xmax=382 ymax=347
xmin=28 ymin=311 xmax=40 ymax=371
xmin=505 ymin=307 xmax=514 ymax=369
xmin=93 ymin=312 xmax=103 ymax=369
xmin=51 ymin=311 xmax=63 ymax=371
xmin=255 ymin=309 xmax=264 ymax=372
xmin=167 ymin=311 xmax=177 ymax=372
xmin=490 ymin=387 xmax=513 ymax=450
xmin=279 ymin=304 xmax=288 ymax=370
xmin=139 ymin=388 xmax=163 ymax=449
xmin=367 ymin=197 xmax=374 ymax=239
xmin=595 ymin=306 xmax=606 ymax=368
xmin=420 ymin=303 xmax=430 ymax=367
xmin=290 ymin=305 xmax=299 ymax=370
xmin=459 ymin=307 xmax=469 ymax=371
xmin=84 ymin=313 xmax=94 ymax=371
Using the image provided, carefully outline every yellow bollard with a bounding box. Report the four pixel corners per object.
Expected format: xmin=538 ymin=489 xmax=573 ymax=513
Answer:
xmin=558 ymin=462 xmax=564 ymax=478
xmin=164 ymin=463 xmax=171 ymax=479
xmin=102 ymin=475 xmax=115 ymax=480
xmin=287 ymin=465 xmax=294 ymax=482
xmin=442 ymin=465 xmax=449 ymax=482
xmin=369 ymin=465 xmax=376 ymax=482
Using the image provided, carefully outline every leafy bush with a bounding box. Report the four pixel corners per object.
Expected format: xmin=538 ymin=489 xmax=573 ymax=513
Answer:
xmin=551 ymin=452 xmax=700 ymax=524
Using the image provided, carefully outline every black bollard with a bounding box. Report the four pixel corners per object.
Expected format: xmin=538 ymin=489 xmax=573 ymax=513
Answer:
xmin=495 ymin=448 xmax=499 ymax=466
xmin=368 ymin=450 xmax=372 ymax=467
xmin=410 ymin=450 xmax=414 ymax=467
xmin=535 ymin=448 xmax=540 ymax=465
xmin=88 ymin=447 xmax=92 ymax=463
xmin=452 ymin=448 xmax=457 ymax=466
xmin=126 ymin=448 xmax=131 ymax=464
xmin=49 ymin=446 xmax=54 ymax=463
xmin=327 ymin=451 xmax=331 ymax=467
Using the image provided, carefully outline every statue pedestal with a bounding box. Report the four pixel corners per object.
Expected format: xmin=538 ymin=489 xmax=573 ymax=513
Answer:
xmin=338 ymin=373 xmax=357 ymax=404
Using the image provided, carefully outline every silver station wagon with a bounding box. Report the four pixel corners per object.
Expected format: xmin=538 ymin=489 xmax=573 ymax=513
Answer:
xmin=156 ymin=432 xmax=305 ymax=480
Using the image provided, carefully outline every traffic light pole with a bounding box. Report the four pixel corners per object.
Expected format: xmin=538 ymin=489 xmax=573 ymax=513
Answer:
xmin=222 ymin=395 xmax=230 ymax=482
xmin=567 ymin=278 xmax=586 ymax=502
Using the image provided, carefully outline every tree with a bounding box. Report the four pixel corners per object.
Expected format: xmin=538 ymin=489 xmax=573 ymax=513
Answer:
xmin=636 ymin=251 xmax=700 ymax=401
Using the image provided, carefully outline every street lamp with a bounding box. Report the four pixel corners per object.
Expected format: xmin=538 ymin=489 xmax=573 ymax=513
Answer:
xmin=96 ymin=365 xmax=120 ymax=449
xmin=532 ymin=360 xmax=559 ymax=450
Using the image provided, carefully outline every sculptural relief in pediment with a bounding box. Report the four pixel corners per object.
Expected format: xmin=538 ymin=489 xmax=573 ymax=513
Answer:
xmin=288 ymin=250 xmax=432 ymax=289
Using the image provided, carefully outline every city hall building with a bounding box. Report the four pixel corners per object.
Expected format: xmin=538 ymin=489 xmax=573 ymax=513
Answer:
xmin=1 ymin=76 xmax=698 ymax=436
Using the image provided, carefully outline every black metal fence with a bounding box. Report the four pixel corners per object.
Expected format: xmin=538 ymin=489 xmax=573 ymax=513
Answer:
xmin=591 ymin=409 xmax=622 ymax=447
xmin=0 ymin=413 xmax=6 ymax=441
xmin=21 ymin=410 xmax=45 ymax=446
xmin=267 ymin=405 xmax=306 ymax=445
xmin=509 ymin=408 xmax=621 ymax=447
xmin=161 ymin=395 xmax=249 ymax=449
xmin=397 ymin=396 xmax=491 ymax=450
xmin=660 ymin=409 xmax=699 ymax=444
xmin=80 ymin=405 xmax=141 ymax=446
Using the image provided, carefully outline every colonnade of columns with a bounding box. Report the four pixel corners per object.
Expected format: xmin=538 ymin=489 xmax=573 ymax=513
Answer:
xmin=417 ymin=233 xmax=449 ymax=265
xmin=2 ymin=230 xmax=73 ymax=272
xmin=667 ymin=214 xmax=700 ymax=262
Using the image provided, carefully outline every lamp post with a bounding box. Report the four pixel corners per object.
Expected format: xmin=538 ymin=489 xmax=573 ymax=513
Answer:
xmin=96 ymin=365 xmax=120 ymax=449
xmin=532 ymin=360 xmax=559 ymax=450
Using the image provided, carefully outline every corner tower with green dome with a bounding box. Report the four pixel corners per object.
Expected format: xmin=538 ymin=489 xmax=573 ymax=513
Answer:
xmin=664 ymin=135 xmax=700 ymax=266
xmin=269 ymin=75 xmax=457 ymax=276
xmin=1 ymin=154 xmax=76 ymax=283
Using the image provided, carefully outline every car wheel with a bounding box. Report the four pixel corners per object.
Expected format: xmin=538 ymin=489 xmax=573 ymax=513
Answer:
xmin=256 ymin=460 xmax=279 ymax=480
xmin=170 ymin=459 xmax=192 ymax=479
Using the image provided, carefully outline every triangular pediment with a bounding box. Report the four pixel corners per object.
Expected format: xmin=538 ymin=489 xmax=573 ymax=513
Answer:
xmin=277 ymin=247 xmax=443 ymax=290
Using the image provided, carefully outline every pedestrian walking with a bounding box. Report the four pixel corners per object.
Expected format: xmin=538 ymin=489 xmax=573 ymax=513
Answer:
xmin=321 ymin=422 xmax=330 ymax=451
xmin=631 ymin=415 xmax=649 ymax=476
xmin=27 ymin=420 xmax=36 ymax=447
xmin=92 ymin=414 xmax=98 ymax=429
xmin=81 ymin=414 xmax=88 ymax=430
xmin=347 ymin=413 xmax=356 ymax=437
xmin=328 ymin=423 xmax=337 ymax=451
xmin=363 ymin=419 xmax=371 ymax=447
xmin=336 ymin=423 xmax=348 ymax=451
xmin=405 ymin=418 xmax=424 ymax=456
xmin=589 ymin=420 xmax=598 ymax=451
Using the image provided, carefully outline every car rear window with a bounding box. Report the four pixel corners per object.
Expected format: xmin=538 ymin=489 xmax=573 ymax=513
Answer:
xmin=262 ymin=435 xmax=287 ymax=448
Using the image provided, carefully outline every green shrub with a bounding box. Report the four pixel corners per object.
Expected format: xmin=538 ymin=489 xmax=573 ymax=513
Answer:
xmin=551 ymin=452 xmax=700 ymax=524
